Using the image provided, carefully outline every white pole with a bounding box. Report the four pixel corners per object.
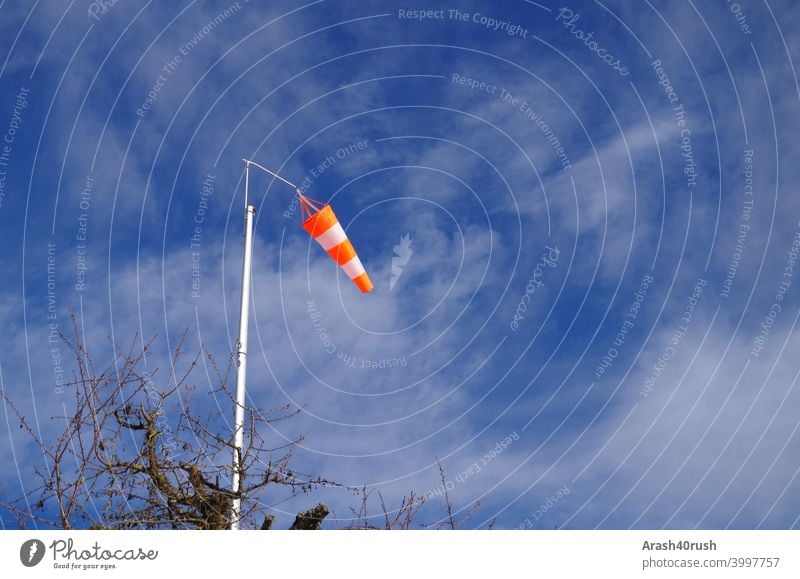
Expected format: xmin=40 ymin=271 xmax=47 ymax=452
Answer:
xmin=231 ymin=160 xmax=255 ymax=530
xmin=230 ymin=159 xmax=298 ymax=529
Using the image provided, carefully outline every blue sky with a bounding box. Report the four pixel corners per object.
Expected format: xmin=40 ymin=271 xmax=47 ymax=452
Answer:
xmin=1 ymin=0 xmax=800 ymax=529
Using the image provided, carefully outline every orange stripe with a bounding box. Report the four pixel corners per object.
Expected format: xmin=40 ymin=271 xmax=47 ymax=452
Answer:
xmin=301 ymin=205 xmax=338 ymax=237
xmin=353 ymin=272 xmax=373 ymax=293
xmin=327 ymin=239 xmax=356 ymax=265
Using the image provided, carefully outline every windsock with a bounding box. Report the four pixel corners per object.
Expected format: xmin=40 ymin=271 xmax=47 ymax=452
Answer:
xmin=299 ymin=194 xmax=373 ymax=293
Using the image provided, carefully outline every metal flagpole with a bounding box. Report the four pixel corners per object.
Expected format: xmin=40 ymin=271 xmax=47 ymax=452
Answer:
xmin=230 ymin=159 xmax=300 ymax=529
xmin=231 ymin=160 xmax=255 ymax=530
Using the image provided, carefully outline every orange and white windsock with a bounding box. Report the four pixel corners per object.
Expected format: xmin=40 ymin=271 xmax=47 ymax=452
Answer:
xmin=299 ymin=194 xmax=373 ymax=293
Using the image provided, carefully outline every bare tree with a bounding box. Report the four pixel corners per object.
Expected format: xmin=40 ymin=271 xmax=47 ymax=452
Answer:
xmin=1 ymin=316 xmax=337 ymax=530
xmin=426 ymin=459 xmax=483 ymax=530
xmin=338 ymin=461 xmax=482 ymax=530
xmin=1 ymin=316 xmax=484 ymax=530
xmin=341 ymin=486 xmax=427 ymax=530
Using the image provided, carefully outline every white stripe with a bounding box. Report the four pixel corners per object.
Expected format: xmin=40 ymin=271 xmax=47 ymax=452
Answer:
xmin=313 ymin=221 xmax=347 ymax=251
xmin=340 ymin=255 xmax=365 ymax=279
